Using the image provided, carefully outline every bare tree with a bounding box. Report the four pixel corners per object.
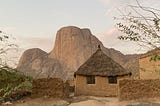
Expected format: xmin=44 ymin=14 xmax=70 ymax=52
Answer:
xmin=0 ymin=31 xmax=18 ymax=68
xmin=115 ymin=0 xmax=160 ymax=52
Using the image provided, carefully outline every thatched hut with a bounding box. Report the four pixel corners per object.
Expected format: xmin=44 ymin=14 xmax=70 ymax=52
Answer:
xmin=74 ymin=46 xmax=132 ymax=96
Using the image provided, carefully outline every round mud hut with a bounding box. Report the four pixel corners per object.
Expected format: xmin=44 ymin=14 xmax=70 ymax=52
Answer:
xmin=74 ymin=46 xmax=132 ymax=97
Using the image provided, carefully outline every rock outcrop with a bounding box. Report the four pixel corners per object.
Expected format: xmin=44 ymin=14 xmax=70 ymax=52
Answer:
xmin=49 ymin=26 xmax=105 ymax=77
xmin=17 ymin=26 xmax=139 ymax=79
xmin=17 ymin=48 xmax=67 ymax=79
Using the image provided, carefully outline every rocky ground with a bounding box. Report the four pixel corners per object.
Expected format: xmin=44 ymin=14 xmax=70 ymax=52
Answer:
xmin=2 ymin=96 xmax=160 ymax=106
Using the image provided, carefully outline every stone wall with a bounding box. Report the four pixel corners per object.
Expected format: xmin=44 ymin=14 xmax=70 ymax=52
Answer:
xmin=118 ymin=79 xmax=160 ymax=101
xmin=75 ymin=75 xmax=130 ymax=97
xmin=32 ymin=78 xmax=69 ymax=98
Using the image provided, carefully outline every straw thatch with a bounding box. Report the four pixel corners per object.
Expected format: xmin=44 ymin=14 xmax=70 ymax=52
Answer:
xmin=75 ymin=47 xmax=130 ymax=77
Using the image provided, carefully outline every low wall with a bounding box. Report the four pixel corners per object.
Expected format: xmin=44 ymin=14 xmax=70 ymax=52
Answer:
xmin=118 ymin=79 xmax=160 ymax=101
xmin=32 ymin=78 xmax=69 ymax=98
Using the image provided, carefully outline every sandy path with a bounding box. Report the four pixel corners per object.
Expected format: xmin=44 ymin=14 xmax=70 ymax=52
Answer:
xmin=5 ymin=97 xmax=69 ymax=106
xmin=69 ymin=96 xmax=125 ymax=106
xmin=2 ymin=96 xmax=160 ymax=106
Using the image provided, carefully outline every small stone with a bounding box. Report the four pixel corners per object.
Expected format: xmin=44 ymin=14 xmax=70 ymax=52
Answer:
xmin=19 ymin=100 xmax=25 ymax=103
xmin=2 ymin=101 xmax=12 ymax=105
xmin=44 ymin=95 xmax=49 ymax=99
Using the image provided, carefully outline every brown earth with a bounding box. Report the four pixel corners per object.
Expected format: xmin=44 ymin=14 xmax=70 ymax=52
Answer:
xmin=5 ymin=96 xmax=160 ymax=106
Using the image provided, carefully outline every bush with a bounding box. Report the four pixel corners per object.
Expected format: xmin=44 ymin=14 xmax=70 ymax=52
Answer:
xmin=0 ymin=67 xmax=32 ymax=102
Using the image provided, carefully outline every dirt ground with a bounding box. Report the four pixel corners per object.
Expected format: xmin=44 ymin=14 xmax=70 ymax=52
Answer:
xmin=69 ymin=96 xmax=160 ymax=106
xmin=2 ymin=96 xmax=160 ymax=106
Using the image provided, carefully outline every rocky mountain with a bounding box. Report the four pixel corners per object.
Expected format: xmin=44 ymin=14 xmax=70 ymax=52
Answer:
xmin=49 ymin=26 xmax=105 ymax=77
xmin=17 ymin=48 xmax=67 ymax=79
xmin=17 ymin=26 xmax=140 ymax=80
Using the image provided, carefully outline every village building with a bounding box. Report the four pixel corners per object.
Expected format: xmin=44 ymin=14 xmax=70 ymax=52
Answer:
xmin=139 ymin=49 xmax=160 ymax=79
xmin=74 ymin=46 xmax=132 ymax=97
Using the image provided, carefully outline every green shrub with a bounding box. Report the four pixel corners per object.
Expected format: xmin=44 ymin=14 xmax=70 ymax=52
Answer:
xmin=0 ymin=67 xmax=32 ymax=102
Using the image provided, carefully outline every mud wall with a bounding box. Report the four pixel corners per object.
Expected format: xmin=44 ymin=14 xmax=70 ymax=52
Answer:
xmin=32 ymin=78 xmax=69 ymax=98
xmin=118 ymin=79 xmax=160 ymax=101
xmin=139 ymin=54 xmax=160 ymax=79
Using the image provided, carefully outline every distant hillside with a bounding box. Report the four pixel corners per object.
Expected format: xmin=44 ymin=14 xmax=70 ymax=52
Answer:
xmin=17 ymin=26 xmax=140 ymax=80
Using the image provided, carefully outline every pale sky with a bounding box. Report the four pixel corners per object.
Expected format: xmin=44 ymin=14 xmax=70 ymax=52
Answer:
xmin=0 ymin=0 xmax=160 ymax=56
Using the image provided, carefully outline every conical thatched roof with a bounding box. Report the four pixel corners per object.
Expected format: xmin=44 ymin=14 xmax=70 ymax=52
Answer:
xmin=75 ymin=47 xmax=130 ymax=77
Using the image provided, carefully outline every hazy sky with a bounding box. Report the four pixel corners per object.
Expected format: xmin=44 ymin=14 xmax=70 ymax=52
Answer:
xmin=0 ymin=0 xmax=160 ymax=55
